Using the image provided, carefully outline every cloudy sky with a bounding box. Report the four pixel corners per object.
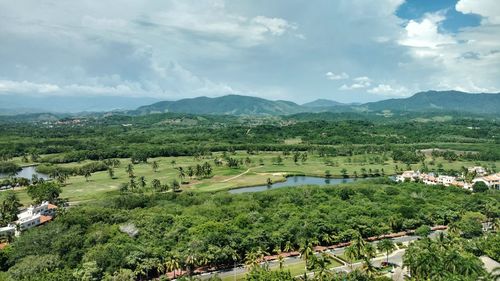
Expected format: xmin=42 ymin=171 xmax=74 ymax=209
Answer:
xmin=0 ymin=0 xmax=499 ymax=103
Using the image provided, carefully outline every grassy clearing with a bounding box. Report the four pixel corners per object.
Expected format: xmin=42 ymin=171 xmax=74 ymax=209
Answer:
xmin=2 ymin=151 xmax=498 ymax=206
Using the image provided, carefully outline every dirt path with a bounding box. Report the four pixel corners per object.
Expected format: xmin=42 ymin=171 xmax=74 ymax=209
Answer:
xmin=221 ymin=168 xmax=252 ymax=183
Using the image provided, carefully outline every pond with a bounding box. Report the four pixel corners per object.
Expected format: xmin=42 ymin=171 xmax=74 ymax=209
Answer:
xmin=228 ymin=176 xmax=367 ymax=194
xmin=0 ymin=165 xmax=49 ymax=181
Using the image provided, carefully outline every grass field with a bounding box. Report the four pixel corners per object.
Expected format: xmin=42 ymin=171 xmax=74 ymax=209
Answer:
xmin=1 ymin=151 xmax=498 ymax=206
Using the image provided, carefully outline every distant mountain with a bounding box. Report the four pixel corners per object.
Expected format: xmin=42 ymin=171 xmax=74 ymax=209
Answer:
xmin=302 ymin=99 xmax=345 ymax=108
xmin=362 ymin=90 xmax=500 ymax=114
xmin=0 ymin=94 xmax=160 ymax=115
xmin=135 ymin=95 xmax=306 ymax=115
xmin=2 ymin=90 xmax=499 ymax=117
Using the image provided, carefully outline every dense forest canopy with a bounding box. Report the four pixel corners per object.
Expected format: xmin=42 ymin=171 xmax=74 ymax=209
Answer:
xmin=1 ymin=181 xmax=499 ymax=280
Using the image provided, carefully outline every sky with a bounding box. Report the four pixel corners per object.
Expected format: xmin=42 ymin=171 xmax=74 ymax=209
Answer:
xmin=0 ymin=0 xmax=499 ymax=104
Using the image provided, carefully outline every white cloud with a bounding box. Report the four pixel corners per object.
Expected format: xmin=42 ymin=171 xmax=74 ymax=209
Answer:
xmin=367 ymin=84 xmax=409 ymax=96
xmin=339 ymin=76 xmax=372 ymax=90
xmin=0 ymin=80 xmax=60 ymax=94
xmin=152 ymin=1 xmax=297 ymax=46
xmin=353 ymin=76 xmax=372 ymax=83
xmin=398 ymin=12 xmax=455 ymax=50
xmin=456 ymin=0 xmax=500 ymax=24
xmin=325 ymin=72 xmax=349 ymax=80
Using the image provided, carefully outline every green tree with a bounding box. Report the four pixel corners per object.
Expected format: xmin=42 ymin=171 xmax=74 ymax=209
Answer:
xmin=126 ymin=164 xmax=134 ymax=178
xmin=151 ymin=179 xmax=161 ymax=192
xmin=108 ymin=167 xmax=115 ymax=179
xmin=84 ymin=169 xmax=92 ymax=182
xmin=377 ymin=239 xmax=395 ymax=263
xmin=0 ymin=191 xmax=22 ymax=224
xmin=415 ymin=225 xmax=431 ymax=238
xmin=26 ymin=182 xmax=62 ymax=204
xmin=472 ymin=181 xmax=488 ymax=193
xmin=151 ymin=161 xmax=159 ymax=173
xmin=73 ymin=261 xmax=101 ymax=281
xmin=341 ymin=168 xmax=348 ymax=178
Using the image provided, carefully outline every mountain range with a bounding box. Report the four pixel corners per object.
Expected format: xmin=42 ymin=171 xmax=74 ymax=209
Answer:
xmin=0 ymin=90 xmax=499 ymax=116
xmin=135 ymin=91 xmax=500 ymax=115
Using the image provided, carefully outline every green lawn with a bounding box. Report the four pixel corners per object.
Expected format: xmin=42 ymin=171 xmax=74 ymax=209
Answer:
xmin=2 ymin=151 xmax=498 ymax=206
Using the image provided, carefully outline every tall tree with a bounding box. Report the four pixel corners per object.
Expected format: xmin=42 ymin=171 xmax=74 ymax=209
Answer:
xmin=151 ymin=161 xmax=159 ymax=173
xmin=377 ymin=239 xmax=396 ymax=263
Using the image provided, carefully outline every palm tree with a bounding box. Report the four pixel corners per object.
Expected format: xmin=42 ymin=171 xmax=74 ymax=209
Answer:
xmin=245 ymin=248 xmax=266 ymax=270
xmin=177 ymin=167 xmax=186 ymax=182
xmin=184 ymin=252 xmax=197 ymax=276
xmin=129 ymin=178 xmax=137 ymax=191
xmin=165 ymin=257 xmax=180 ymax=279
xmin=126 ymin=163 xmax=134 ymax=178
xmin=350 ymin=231 xmax=366 ymax=259
xmin=151 ymin=161 xmax=159 ymax=172
xmin=188 ymin=166 xmax=195 ymax=179
xmin=284 ymin=241 xmax=293 ymax=253
xmin=361 ymin=256 xmax=377 ymax=278
xmin=107 ymin=167 xmax=115 ymax=179
xmin=84 ymin=170 xmax=92 ymax=182
xmin=138 ymin=176 xmax=146 ymax=189
xmin=151 ymin=179 xmax=161 ymax=192
xmin=377 ymin=239 xmax=395 ymax=263
xmin=299 ymin=240 xmax=315 ymax=273
xmin=277 ymin=254 xmax=285 ymax=270
xmin=344 ymin=245 xmax=356 ymax=270
xmin=321 ymin=232 xmax=333 ymax=245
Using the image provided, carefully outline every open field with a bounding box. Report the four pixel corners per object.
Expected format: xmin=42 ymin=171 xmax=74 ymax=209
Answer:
xmin=2 ymin=151 xmax=498 ymax=206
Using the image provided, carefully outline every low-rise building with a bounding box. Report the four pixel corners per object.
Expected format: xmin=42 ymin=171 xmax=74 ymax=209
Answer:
xmin=14 ymin=201 xmax=57 ymax=232
xmin=436 ymin=175 xmax=456 ymax=186
xmin=468 ymin=166 xmax=487 ymax=176
xmin=0 ymin=225 xmax=15 ymax=237
xmin=473 ymin=173 xmax=500 ymax=190
xmin=396 ymin=170 xmax=420 ymax=182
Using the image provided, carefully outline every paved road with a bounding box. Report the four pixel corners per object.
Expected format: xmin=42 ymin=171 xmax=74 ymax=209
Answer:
xmin=197 ymin=232 xmax=445 ymax=280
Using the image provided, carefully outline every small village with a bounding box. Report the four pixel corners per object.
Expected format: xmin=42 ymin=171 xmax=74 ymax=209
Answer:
xmin=395 ymin=166 xmax=500 ymax=190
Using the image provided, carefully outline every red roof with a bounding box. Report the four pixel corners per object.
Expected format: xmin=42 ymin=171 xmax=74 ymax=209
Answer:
xmin=39 ymin=215 xmax=53 ymax=224
xmin=47 ymin=204 xmax=58 ymax=210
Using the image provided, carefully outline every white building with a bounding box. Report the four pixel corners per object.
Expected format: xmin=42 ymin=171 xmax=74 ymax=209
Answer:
xmin=468 ymin=166 xmax=487 ymax=176
xmin=15 ymin=201 xmax=57 ymax=232
xmin=436 ymin=175 xmax=456 ymax=186
xmin=0 ymin=225 xmax=15 ymax=237
xmin=396 ymin=170 xmax=420 ymax=182
xmin=473 ymin=173 xmax=500 ymax=190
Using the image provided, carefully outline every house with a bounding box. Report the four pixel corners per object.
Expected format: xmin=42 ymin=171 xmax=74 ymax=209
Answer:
xmin=468 ymin=166 xmax=487 ymax=176
xmin=436 ymin=175 xmax=456 ymax=186
xmin=14 ymin=201 xmax=57 ymax=232
xmin=421 ymin=173 xmax=437 ymax=185
xmin=473 ymin=173 xmax=500 ymax=190
xmin=451 ymin=180 xmax=471 ymax=190
xmin=396 ymin=170 xmax=420 ymax=182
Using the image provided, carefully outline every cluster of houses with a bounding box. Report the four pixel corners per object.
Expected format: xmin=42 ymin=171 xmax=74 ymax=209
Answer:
xmin=396 ymin=166 xmax=500 ymax=190
xmin=0 ymin=201 xmax=57 ymax=237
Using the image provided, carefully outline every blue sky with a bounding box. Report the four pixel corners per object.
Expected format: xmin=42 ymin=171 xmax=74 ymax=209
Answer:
xmin=0 ymin=0 xmax=499 ymax=103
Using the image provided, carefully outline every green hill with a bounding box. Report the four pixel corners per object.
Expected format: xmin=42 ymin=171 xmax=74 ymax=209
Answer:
xmin=135 ymin=94 xmax=306 ymax=115
xmin=362 ymin=90 xmax=500 ymax=114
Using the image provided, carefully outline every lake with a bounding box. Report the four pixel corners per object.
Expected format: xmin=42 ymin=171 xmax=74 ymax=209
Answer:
xmin=0 ymin=165 xmax=49 ymax=181
xmin=228 ymin=176 xmax=367 ymax=194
